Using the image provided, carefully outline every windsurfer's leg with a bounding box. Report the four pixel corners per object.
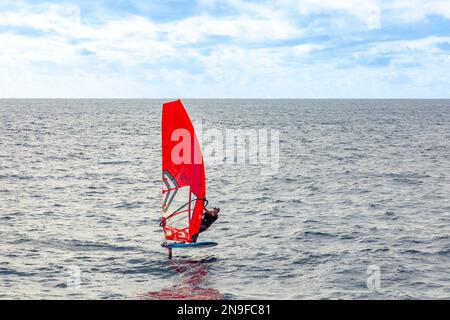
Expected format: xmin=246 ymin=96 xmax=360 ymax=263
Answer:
xmin=192 ymin=233 xmax=198 ymax=243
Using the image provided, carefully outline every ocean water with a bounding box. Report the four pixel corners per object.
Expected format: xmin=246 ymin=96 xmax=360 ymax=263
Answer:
xmin=0 ymin=99 xmax=449 ymax=300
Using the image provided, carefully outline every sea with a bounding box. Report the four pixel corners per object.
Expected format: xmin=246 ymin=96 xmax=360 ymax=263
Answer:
xmin=0 ymin=99 xmax=449 ymax=299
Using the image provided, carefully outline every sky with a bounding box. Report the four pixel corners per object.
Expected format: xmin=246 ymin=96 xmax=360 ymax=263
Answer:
xmin=0 ymin=0 xmax=450 ymax=98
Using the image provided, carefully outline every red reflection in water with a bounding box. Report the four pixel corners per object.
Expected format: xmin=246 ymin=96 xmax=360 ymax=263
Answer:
xmin=143 ymin=258 xmax=224 ymax=300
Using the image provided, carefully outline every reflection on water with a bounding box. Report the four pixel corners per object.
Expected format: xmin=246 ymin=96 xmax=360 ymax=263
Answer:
xmin=143 ymin=257 xmax=225 ymax=300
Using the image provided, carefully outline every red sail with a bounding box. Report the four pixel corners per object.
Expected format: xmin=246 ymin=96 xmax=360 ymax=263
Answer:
xmin=161 ymin=100 xmax=206 ymax=243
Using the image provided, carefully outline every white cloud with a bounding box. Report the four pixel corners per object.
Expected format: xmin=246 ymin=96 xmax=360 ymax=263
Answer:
xmin=383 ymin=0 xmax=450 ymax=23
xmin=286 ymin=0 xmax=382 ymax=30
xmin=0 ymin=3 xmax=82 ymax=36
xmin=0 ymin=1 xmax=449 ymax=97
xmin=163 ymin=14 xmax=301 ymax=44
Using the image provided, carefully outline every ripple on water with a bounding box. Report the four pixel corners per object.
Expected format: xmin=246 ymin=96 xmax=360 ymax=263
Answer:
xmin=1 ymin=99 xmax=449 ymax=299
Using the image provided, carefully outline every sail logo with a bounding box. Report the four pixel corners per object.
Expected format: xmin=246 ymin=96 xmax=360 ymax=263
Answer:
xmin=170 ymin=122 xmax=280 ymax=175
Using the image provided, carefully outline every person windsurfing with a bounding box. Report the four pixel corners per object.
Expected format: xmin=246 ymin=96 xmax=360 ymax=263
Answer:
xmin=192 ymin=207 xmax=220 ymax=243
xmin=161 ymin=100 xmax=219 ymax=257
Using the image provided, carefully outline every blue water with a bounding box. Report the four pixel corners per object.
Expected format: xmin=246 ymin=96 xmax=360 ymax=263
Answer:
xmin=0 ymin=99 xmax=449 ymax=299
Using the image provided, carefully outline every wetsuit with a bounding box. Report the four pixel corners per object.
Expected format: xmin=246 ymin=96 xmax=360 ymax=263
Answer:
xmin=192 ymin=211 xmax=218 ymax=243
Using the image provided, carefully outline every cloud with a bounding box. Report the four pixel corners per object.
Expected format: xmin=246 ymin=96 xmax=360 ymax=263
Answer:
xmin=286 ymin=0 xmax=382 ymax=30
xmin=382 ymin=0 xmax=450 ymax=23
xmin=0 ymin=0 xmax=449 ymax=97
xmin=437 ymin=41 xmax=450 ymax=51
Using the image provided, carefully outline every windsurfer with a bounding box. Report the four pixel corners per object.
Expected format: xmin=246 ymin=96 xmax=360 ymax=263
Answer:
xmin=192 ymin=207 xmax=220 ymax=243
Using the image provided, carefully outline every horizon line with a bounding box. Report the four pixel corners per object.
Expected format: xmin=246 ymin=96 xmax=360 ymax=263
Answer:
xmin=1 ymin=97 xmax=450 ymax=100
